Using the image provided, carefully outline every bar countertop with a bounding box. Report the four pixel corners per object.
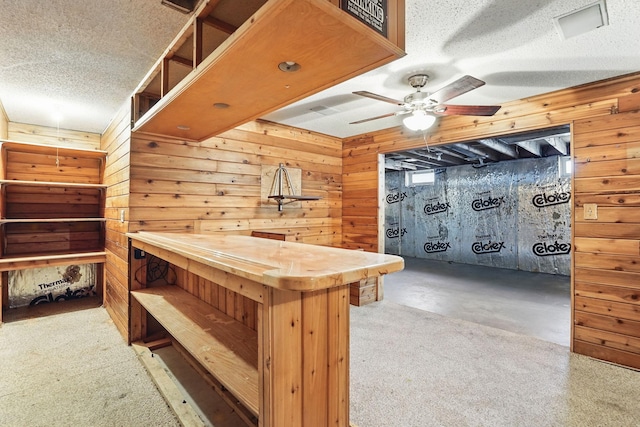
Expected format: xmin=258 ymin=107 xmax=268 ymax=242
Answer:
xmin=127 ymin=231 xmax=404 ymax=291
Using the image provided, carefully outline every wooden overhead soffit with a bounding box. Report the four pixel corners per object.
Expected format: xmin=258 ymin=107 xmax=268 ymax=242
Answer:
xmin=133 ymin=0 xmax=406 ymax=141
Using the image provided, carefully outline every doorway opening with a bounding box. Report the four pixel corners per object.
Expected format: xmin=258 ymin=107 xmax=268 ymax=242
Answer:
xmin=381 ymin=125 xmax=572 ymax=346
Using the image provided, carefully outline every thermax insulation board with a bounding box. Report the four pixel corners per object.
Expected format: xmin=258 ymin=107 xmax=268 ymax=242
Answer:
xmin=385 ymin=156 xmax=571 ymax=275
xmin=8 ymin=264 xmax=97 ymax=308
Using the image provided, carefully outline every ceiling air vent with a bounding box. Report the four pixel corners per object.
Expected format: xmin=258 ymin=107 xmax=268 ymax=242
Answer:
xmin=553 ymin=0 xmax=609 ymax=39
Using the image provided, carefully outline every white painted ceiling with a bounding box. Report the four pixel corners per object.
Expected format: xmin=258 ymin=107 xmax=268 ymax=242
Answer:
xmin=1 ymin=0 xmax=639 ymax=138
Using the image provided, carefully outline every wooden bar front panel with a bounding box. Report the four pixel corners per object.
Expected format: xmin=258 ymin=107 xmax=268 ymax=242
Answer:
xmin=128 ymin=234 xmax=361 ymax=426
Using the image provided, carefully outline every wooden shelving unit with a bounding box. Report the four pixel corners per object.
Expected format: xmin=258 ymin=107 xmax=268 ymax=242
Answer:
xmin=131 ymin=0 xmax=405 ymax=141
xmin=0 ymin=140 xmax=107 ymax=322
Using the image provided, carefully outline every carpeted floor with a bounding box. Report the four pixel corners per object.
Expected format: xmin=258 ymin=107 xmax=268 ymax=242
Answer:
xmin=2 ymin=300 xmax=639 ymax=426
xmin=349 ymin=300 xmax=640 ymax=427
xmin=0 ymin=304 xmax=179 ymax=427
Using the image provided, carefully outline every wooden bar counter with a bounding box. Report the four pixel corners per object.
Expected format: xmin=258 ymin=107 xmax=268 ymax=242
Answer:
xmin=127 ymin=231 xmax=403 ymax=427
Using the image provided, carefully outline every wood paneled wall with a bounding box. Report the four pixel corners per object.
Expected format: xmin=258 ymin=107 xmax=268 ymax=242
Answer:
xmin=573 ymin=104 xmax=640 ymax=369
xmin=128 ymin=121 xmax=342 ymax=243
xmin=342 ymin=71 xmax=640 ymax=369
xmin=173 ymin=263 xmax=258 ymax=332
xmin=100 ymin=103 xmax=132 ymax=338
xmin=8 ymin=122 xmax=100 ymax=151
xmin=101 ymin=114 xmax=342 ymax=340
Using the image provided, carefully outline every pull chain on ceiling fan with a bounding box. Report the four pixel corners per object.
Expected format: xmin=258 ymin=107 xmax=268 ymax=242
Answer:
xmin=350 ymin=74 xmax=501 ymax=131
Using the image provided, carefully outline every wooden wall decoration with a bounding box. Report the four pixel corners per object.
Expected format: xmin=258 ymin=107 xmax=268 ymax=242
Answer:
xmin=342 ymin=71 xmax=640 ymax=370
xmin=260 ymin=164 xmax=302 ymax=209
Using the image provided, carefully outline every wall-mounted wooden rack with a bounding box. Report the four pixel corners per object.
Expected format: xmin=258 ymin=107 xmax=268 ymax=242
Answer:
xmin=131 ymin=0 xmax=405 ymax=141
xmin=267 ymin=163 xmax=320 ymax=211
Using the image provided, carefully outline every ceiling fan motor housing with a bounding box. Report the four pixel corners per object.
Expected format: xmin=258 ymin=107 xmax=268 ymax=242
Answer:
xmin=404 ymin=91 xmax=431 ymax=106
xmin=408 ymin=74 xmax=429 ymax=89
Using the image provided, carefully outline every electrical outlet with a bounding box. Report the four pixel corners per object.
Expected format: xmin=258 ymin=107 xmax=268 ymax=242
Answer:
xmin=584 ymin=203 xmax=598 ymax=220
xmin=120 ymin=209 xmax=125 ymax=223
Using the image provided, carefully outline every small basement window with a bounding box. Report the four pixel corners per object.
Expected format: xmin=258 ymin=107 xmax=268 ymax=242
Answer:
xmin=405 ymin=169 xmax=435 ymax=186
xmin=559 ymin=156 xmax=572 ymax=176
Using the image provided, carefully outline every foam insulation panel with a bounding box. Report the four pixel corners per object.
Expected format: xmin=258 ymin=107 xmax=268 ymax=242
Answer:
xmin=8 ymin=264 xmax=97 ymax=308
xmin=385 ymin=156 xmax=571 ymax=275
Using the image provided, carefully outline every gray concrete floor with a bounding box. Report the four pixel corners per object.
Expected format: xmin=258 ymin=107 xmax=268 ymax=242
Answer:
xmin=384 ymin=257 xmax=571 ymax=346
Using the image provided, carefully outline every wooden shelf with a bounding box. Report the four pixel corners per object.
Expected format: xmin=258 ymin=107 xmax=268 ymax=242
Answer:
xmin=0 ymin=140 xmax=107 ymax=324
xmin=0 ymin=251 xmax=107 ymax=272
xmin=132 ymin=0 xmax=405 ymax=141
xmin=131 ymin=285 xmax=259 ymax=416
xmin=0 ymin=218 xmax=107 ymax=224
xmin=0 ymin=140 xmax=107 ymax=158
xmin=0 ymin=180 xmax=107 ymax=189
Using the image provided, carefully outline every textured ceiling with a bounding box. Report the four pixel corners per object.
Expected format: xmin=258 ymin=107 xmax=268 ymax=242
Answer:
xmin=264 ymin=0 xmax=640 ymax=137
xmin=0 ymin=0 xmax=190 ymax=133
xmin=1 ymin=0 xmax=639 ymax=137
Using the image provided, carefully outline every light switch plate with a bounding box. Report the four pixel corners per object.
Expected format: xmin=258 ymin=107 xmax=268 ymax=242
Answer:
xmin=584 ymin=203 xmax=598 ymax=220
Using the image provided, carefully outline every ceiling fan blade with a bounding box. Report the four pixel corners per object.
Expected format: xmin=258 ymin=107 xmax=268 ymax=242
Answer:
xmin=428 ymin=75 xmax=486 ymax=104
xmin=353 ymin=91 xmax=404 ymax=106
xmin=435 ymin=104 xmax=501 ymax=116
xmin=349 ymin=110 xmax=410 ymax=124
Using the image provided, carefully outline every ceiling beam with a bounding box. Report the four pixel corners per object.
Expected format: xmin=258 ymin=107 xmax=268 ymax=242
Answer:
xmin=477 ymin=138 xmax=518 ymax=158
xmin=385 ymin=159 xmax=417 ymax=170
xmin=453 ymin=143 xmax=499 ymax=162
xmin=434 ymin=146 xmax=467 ymax=160
xmin=386 ymin=155 xmax=435 ymax=169
xmin=406 ymin=149 xmax=465 ymax=166
xmin=545 ymin=137 xmax=568 ymax=155
xmin=516 ymin=140 xmax=542 ymax=157
xmin=401 ymin=151 xmax=448 ymax=167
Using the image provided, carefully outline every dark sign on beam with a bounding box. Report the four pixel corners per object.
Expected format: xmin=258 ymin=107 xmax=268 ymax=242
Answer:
xmin=341 ymin=0 xmax=387 ymax=37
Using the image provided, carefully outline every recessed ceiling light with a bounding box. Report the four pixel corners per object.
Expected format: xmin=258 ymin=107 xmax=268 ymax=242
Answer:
xmin=177 ymin=125 xmax=190 ymax=130
xmin=278 ymin=61 xmax=301 ymax=72
xmin=553 ymin=0 xmax=609 ymax=40
xmin=213 ymin=102 xmax=230 ymax=109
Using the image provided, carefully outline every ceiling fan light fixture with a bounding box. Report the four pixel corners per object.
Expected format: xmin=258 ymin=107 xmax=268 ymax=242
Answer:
xmin=403 ymin=110 xmax=436 ymax=131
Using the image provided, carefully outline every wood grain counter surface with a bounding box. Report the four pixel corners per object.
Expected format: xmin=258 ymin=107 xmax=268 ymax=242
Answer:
xmin=127 ymin=231 xmax=404 ymax=291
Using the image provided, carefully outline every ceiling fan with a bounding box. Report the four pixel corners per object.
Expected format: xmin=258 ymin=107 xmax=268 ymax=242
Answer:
xmin=350 ymin=74 xmax=501 ymax=131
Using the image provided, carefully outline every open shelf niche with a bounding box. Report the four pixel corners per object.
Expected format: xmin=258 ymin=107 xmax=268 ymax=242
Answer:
xmin=0 ymin=140 xmax=107 ymax=322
